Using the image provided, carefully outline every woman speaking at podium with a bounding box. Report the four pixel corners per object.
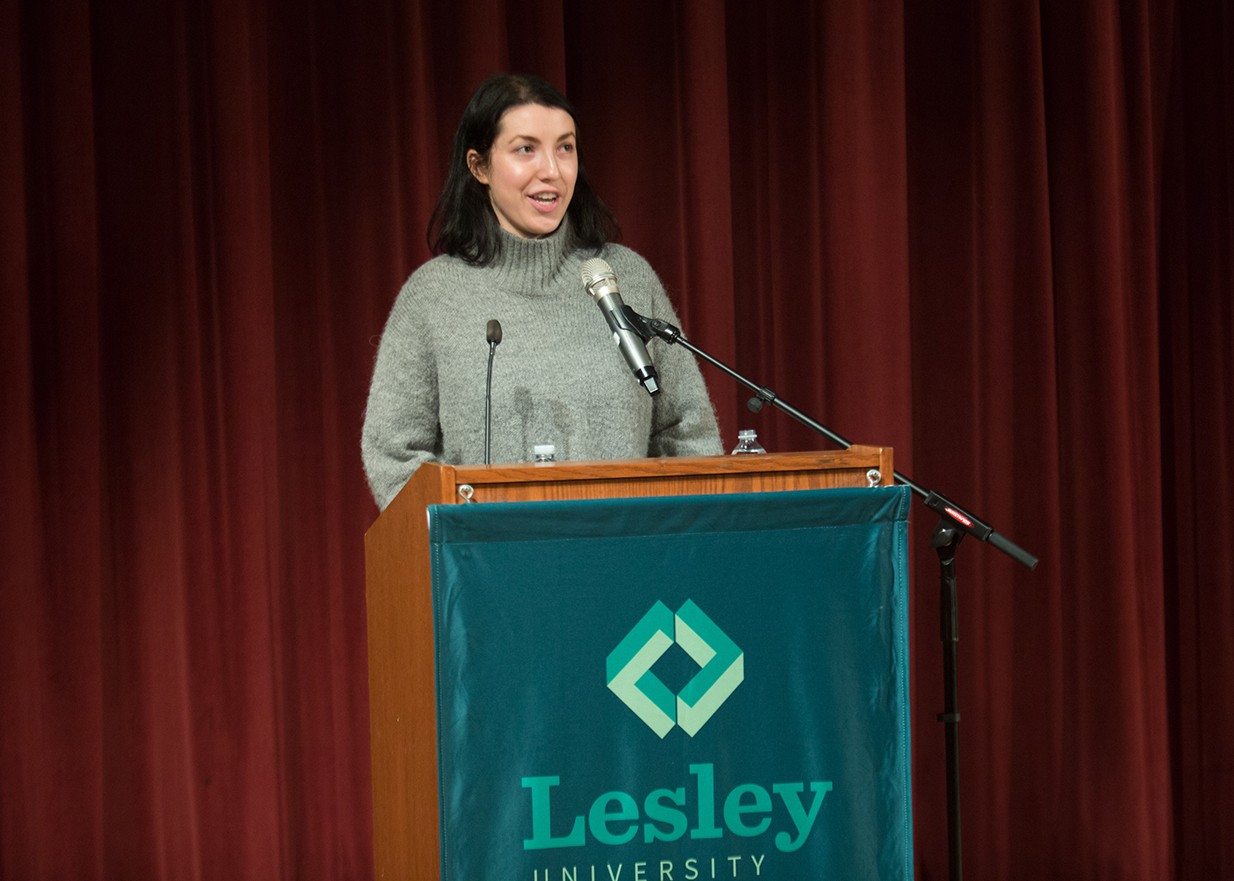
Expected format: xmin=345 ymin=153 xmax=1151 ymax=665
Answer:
xmin=362 ymin=73 xmax=721 ymax=509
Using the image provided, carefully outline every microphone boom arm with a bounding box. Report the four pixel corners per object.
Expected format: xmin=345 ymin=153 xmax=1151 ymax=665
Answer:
xmin=621 ymin=305 xmax=1038 ymax=569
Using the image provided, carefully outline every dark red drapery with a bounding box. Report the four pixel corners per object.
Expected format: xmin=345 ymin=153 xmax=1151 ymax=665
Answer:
xmin=2 ymin=0 xmax=1231 ymax=878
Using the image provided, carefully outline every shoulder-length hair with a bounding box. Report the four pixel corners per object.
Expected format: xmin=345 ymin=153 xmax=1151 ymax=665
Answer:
xmin=428 ymin=73 xmax=620 ymax=265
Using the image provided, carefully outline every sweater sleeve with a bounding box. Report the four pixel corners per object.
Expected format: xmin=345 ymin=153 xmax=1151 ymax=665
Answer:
xmin=605 ymin=247 xmax=724 ymax=458
xmin=647 ymin=292 xmax=724 ymax=457
xmin=361 ymin=272 xmax=443 ymax=510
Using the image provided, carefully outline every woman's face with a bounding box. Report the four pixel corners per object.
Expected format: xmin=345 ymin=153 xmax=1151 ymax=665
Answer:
xmin=468 ymin=103 xmax=578 ymax=239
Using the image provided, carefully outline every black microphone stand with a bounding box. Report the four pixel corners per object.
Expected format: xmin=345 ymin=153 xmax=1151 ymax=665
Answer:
xmin=484 ymin=320 xmax=502 ymax=465
xmin=625 ymin=307 xmax=1038 ymax=881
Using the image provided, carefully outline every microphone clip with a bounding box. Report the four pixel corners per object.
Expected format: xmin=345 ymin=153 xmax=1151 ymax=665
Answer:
xmin=620 ymin=305 xmax=681 ymax=345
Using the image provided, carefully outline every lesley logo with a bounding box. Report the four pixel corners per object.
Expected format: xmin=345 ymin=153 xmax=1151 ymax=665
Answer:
xmin=606 ymin=600 xmax=744 ymax=738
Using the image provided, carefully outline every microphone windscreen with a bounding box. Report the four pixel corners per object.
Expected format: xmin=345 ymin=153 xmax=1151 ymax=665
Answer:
xmin=580 ymin=258 xmax=616 ymax=289
xmin=486 ymin=319 xmax=503 ymax=345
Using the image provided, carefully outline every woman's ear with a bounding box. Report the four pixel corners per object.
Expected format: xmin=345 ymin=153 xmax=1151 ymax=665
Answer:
xmin=467 ymin=150 xmax=489 ymax=185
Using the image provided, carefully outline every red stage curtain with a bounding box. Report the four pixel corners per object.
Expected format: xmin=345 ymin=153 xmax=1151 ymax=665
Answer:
xmin=2 ymin=0 xmax=1231 ymax=878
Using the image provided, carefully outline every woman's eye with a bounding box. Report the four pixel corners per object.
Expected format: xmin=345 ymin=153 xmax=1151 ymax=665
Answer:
xmin=560 ymin=142 xmax=575 ymax=153
xmin=515 ymin=145 xmax=533 ymax=154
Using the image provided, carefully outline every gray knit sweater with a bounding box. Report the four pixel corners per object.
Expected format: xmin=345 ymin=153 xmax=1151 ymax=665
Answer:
xmin=361 ymin=226 xmax=723 ymax=509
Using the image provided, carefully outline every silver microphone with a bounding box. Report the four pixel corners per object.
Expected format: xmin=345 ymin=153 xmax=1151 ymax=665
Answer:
xmin=579 ymin=258 xmax=660 ymax=396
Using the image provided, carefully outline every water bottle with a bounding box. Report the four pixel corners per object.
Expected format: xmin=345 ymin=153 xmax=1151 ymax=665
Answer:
xmin=533 ymin=444 xmax=556 ymax=463
xmin=731 ymin=429 xmax=767 ymax=455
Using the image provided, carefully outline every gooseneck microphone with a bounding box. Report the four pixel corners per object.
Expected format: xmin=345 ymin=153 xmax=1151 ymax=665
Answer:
xmin=484 ymin=319 xmax=502 ymax=465
xmin=579 ymin=258 xmax=661 ymax=396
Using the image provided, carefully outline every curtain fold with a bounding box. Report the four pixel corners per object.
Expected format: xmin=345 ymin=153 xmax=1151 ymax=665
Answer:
xmin=1160 ymin=1 xmax=1234 ymax=877
xmin=904 ymin=0 xmax=1068 ymax=874
xmin=2 ymin=0 xmax=1231 ymax=878
xmin=3 ymin=0 xmax=106 ymax=876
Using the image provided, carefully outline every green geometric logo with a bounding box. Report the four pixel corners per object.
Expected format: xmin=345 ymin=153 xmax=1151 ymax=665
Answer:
xmin=606 ymin=600 xmax=744 ymax=738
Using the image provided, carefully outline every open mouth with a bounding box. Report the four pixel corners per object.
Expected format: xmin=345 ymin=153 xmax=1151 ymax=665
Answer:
xmin=530 ymin=192 xmax=559 ymax=210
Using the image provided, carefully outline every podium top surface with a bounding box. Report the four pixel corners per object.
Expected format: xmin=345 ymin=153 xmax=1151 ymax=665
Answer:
xmin=371 ymin=447 xmax=893 ymax=518
xmin=445 ymin=446 xmax=887 ymax=485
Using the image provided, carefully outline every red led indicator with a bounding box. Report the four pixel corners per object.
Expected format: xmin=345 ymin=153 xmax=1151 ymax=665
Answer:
xmin=945 ymin=507 xmax=973 ymax=528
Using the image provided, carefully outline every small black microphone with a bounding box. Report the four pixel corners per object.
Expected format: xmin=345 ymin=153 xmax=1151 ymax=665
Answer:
xmin=484 ymin=320 xmax=502 ymax=464
xmin=580 ymin=258 xmax=660 ymax=396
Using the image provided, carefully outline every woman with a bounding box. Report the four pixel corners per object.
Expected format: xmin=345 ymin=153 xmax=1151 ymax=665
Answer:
xmin=362 ymin=74 xmax=722 ymax=510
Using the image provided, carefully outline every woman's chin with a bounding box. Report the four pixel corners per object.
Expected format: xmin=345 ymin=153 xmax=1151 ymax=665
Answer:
xmin=505 ymin=216 xmax=563 ymax=239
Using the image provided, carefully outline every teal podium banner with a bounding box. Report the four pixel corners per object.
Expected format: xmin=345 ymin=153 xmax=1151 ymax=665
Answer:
xmin=429 ymin=486 xmax=914 ymax=881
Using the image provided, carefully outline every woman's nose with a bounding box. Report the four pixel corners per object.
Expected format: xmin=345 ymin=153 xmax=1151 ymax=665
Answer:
xmin=537 ymin=151 xmax=560 ymax=179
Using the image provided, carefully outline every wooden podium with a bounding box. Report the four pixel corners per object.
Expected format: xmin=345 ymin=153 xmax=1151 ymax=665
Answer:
xmin=364 ymin=447 xmax=893 ymax=880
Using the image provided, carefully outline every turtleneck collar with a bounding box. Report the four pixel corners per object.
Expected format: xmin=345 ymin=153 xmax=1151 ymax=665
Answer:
xmin=483 ymin=220 xmax=574 ymax=296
